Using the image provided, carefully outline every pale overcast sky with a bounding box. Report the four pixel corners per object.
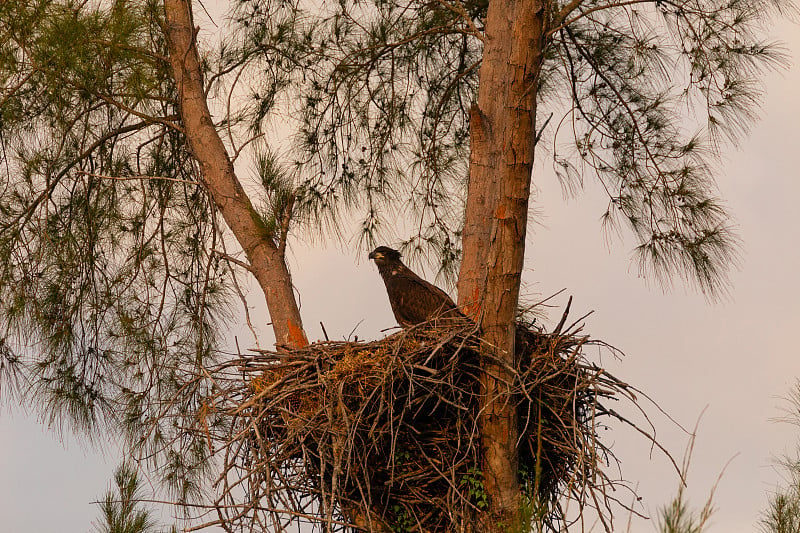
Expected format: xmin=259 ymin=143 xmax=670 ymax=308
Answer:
xmin=1 ymin=5 xmax=799 ymax=533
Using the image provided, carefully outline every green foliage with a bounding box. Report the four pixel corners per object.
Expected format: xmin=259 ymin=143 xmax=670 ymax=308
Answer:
xmin=389 ymin=503 xmax=416 ymax=533
xmin=518 ymin=462 xmax=548 ymax=533
xmin=761 ymin=487 xmax=800 ymax=533
xmin=760 ymin=383 xmax=800 ymax=533
xmin=0 ymin=0 xmax=793 ymax=525
xmin=518 ymin=498 xmax=548 ymax=533
xmin=253 ymin=148 xmax=297 ymax=244
xmin=548 ymin=0 xmax=791 ymax=296
xmin=393 ymin=447 xmax=411 ymax=464
xmin=0 ymin=0 xmax=228 ymax=501
xmin=232 ymin=0 xmax=791 ymax=293
xmin=460 ymin=466 xmax=489 ymax=510
xmin=231 ymin=0 xmax=476 ymax=280
xmin=656 ymin=429 xmax=716 ymax=533
xmin=94 ymin=462 xmax=168 ymax=533
xmin=657 ymin=490 xmax=714 ymax=533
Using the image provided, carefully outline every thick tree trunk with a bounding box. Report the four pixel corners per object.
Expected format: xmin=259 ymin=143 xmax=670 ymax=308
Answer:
xmin=457 ymin=0 xmax=546 ymax=528
xmin=163 ymin=0 xmax=308 ymax=349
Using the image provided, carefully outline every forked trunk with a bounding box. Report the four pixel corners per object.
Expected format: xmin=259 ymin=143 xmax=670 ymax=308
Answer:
xmin=163 ymin=0 xmax=308 ymax=349
xmin=457 ymin=0 xmax=546 ymax=528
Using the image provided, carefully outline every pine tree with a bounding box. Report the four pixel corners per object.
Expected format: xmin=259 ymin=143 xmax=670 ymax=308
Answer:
xmin=0 ymin=0 xmax=793 ymax=530
xmin=93 ymin=462 xmax=173 ymax=533
xmin=761 ymin=384 xmax=800 ymax=533
xmin=249 ymin=0 xmax=791 ymax=526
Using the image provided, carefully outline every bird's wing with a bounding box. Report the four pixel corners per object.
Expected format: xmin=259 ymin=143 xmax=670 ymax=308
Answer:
xmin=391 ymin=271 xmax=461 ymax=324
xmin=413 ymin=276 xmax=458 ymax=309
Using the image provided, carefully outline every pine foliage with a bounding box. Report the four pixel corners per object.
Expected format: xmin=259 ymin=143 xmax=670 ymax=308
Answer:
xmin=0 ymin=0 xmax=794 ymax=527
xmin=93 ymin=462 xmax=173 ymax=533
xmin=232 ymin=0 xmax=791 ymax=290
xmin=0 ymin=0 xmax=227 ymax=499
xmin=761 ymin=384 xmax=800 ymax=533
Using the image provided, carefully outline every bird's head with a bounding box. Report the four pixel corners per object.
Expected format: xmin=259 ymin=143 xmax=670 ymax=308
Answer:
xmin=368 ymin=246 xmax=402 ymax=265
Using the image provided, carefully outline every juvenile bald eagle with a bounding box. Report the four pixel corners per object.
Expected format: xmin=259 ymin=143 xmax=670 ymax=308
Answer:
xmin=368 ymin=246 xmax=465 ymax=327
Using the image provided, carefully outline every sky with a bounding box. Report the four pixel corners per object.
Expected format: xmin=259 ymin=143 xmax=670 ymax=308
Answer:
xmin=1 ymin=5 xmax=800 ymax=533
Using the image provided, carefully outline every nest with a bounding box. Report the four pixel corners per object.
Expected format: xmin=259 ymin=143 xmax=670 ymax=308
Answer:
xmin=195 ymin=315 xmax=660 ymax=532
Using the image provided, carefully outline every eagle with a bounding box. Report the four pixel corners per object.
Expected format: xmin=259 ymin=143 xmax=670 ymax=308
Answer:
xmin=368 ymin=246 xmax=465 ymax=327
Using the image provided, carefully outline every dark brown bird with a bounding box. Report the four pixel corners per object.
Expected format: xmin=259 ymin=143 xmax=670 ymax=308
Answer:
xmin=368 ymin=246 xmax=464 ymax=327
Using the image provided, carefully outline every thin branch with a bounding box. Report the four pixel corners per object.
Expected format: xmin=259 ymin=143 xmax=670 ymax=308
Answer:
xmin=548 ymin=0 xmax=657 ymax=38
xmin=434 ymin=0 xmax=485 ymax=42
xmin=213 ymin=250 xmax=254 ymax=273
xmin=75 ymin=170 xmax=201 ymax=186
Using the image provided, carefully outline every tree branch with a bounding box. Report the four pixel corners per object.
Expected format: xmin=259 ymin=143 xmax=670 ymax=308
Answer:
xmin=548 ymin=0 xmax=657 ymax=38
xmin=163 ymin=0 xmax=308 ymax=349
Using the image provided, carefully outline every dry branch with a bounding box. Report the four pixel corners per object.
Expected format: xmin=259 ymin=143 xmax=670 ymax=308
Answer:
xmin=177 ymin=312 xmax=668 ymax=532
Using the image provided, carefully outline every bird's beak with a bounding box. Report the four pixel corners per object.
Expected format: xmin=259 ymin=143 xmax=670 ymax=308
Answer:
xmin=368 ymin=251 xmax=378 ymax=260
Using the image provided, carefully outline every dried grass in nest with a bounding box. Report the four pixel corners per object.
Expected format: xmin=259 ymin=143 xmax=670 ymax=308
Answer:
xmin=195 ymin=315 xmax=667 ymax=532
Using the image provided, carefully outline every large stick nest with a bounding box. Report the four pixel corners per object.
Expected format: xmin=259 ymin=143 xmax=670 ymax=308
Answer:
xmin=195 ymin=314 xmax=664 ymax=532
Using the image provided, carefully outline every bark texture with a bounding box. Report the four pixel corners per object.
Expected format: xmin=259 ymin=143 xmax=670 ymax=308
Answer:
xmin=457 ymin=0 xmax=547 ymax=527
xmin=163 ymin=0 xmax=308 ymax=349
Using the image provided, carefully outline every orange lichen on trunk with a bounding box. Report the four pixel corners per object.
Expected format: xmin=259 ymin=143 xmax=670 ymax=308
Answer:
xmin=287 ymin=319 xmax=309 ymax=349
xmin=457 ymin=0 xmax=547 ymax=527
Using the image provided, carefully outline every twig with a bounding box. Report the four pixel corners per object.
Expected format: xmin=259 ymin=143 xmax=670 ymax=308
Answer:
xmin=76 ymin=170 xmax=201 ymax=186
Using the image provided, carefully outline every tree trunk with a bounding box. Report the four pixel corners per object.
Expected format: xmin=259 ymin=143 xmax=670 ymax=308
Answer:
xmin=163 ymin=0 xmax=308 ymax=349
xmin=457 ymin=0 xmax=546 ymax=528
